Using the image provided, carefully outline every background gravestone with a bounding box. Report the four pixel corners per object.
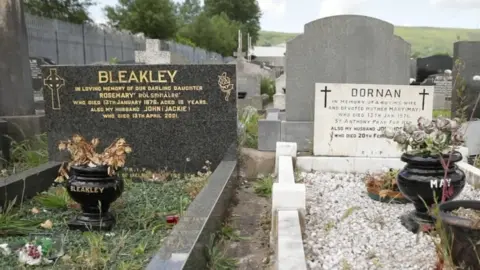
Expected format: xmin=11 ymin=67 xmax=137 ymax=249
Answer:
xmin=0 ymin=0 xmax=35 ymax=116
xmin=237 ymin=74 xmax=260 ymax=98
xmin=42 ymin=64 xmax=237 ymax=173
xmin=451 ymin=41 xmax=480 ymax=119
xmin=421 ymin=73 xmax=452 ymax=110
xmin=29 ymin=56 xmax=56 ymax=92
xmin=416 ymin=54 xmax=452 ymax=83
xmin=286 ymin=15 xmax=411 ymax=122
xmin=410 ymin=58 xmax=417 ymax=80
xmin=279 ymin=15 xmax=411 ymax=151
xmin=135 ymin=39 xmax=171 ymax=64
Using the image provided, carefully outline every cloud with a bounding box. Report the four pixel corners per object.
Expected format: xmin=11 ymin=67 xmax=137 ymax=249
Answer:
xmin=257 ymin=0 xmax=286 ymax=18
xmin=430 ymin=0 xmax=480 ymax=8
xmin=318 ymin=0 xmax=369 ymax=18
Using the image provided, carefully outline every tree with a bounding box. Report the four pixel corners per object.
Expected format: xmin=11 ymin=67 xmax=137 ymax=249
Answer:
xmin=204 ymin=0 xmax=261 ymax=45
xmin=176 ymin=0 xmax=202 ymax=26
xmin=104 ymin=0 xmax=177 ymax=39
xmin=24 ymin=0 xmax=94 ymax=24
xmin=179 ymin=12 xmax=239 ymax=56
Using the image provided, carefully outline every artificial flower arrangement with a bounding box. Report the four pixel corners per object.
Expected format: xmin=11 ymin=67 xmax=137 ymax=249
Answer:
xmin=383 ymin=117 xmax=465 ymax=155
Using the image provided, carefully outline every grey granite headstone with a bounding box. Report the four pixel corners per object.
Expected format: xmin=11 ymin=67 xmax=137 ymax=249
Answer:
xmin=463 ymin=121 xmax=480 ymax=156
xmin=0 ymin=0 xmax=35 ymax=116
xmin=135 ymin=39 xmax=171 ymax=64
xmin=452 ymin=41 xmax=480 ymax=119
xmin=237 ymin=73 xmax=260 ymax=98
xmin=410 ymin=58 xmax=417 ymax=79
xmin=257 ymin=15 xmax=412 ymax=151
xmin=433 ymin=74 xmax=452 ymax=110
xmin=286 ymin=15 xmax=410 ymax=121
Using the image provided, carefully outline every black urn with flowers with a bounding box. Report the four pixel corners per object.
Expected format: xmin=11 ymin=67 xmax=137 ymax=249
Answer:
xmin=384 ymin=117 xmax=466 ymax=232
xmin=56 ymin=135 xmax=132 ymax=231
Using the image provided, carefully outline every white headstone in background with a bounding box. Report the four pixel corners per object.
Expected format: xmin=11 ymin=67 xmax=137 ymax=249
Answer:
xmin=313 ymin=83 xmax=434 ymax=157
xmin=135 ymin=39 xmax=170 ymax=64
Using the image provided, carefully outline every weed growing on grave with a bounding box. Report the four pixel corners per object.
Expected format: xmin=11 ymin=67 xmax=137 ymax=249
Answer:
xmin=238 ymin=106 xmax=259 ymax=149
xmin=206 ymin=234 xmax=238 ymax=270
xmin=341 ymin=206 xmax=360 ymax=221
xmin=0 ymin=167 xmax=212 ymax=268
xmin=0 ymin=198 xmax=44 ymax=236
xmin=34 ymin=186 xmax=75 ymax=210
xmin=0 ymin=133 xmax=48 ymax=177
xmin=254 ymin=174 xmax=274 ymax=197
xmin=452 ymin=58 xmax=469 ymax=123
xmin=184 ymin=161 xmax=212 ymax=198
xmin=220 ymin=223 xmax=248 ymax=241
xmin=324 ymin=220 xmax=335 ymax=232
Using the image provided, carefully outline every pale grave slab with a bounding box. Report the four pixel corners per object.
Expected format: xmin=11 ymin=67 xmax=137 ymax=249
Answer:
xmin=313 ymin=83 xmax=434 ymax=157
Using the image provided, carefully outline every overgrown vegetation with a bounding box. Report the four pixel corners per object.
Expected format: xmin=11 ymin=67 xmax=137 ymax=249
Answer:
xmin=452 ymin=59 xmax=469 ymax=123
xmin=238 ymin=106 xmax=259 ymax=149
xmin=0 ymin=171 xmax=209 ymax=268
xmin=433 ymin=109 xmax=451 ymax=118
xmin=104 ymin=0 xmax=261 ymax=57
xmin=253 ymin=174 xmax=274 ymax=198
xmin=260 ymin=77 xmax=276 ymax=102
xmin=0 ymin=133 xmax=49 ymax=177
xmin=257 ymin=27 xmax=480 ymax=57
xmin=206 ymin=229 xmax=238 ymax=270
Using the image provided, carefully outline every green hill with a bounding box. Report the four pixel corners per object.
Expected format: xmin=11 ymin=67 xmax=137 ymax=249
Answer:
xmin=258 ymin=27 xmax=480 ymax=57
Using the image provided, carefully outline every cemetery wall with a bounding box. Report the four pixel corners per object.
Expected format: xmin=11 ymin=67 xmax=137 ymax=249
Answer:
xmin=25 ymin=14 xmax=234 ymax=65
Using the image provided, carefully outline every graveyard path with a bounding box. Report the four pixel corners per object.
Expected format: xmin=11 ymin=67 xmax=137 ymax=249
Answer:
xmin=221 ymin=179 xmax=273 ymax=270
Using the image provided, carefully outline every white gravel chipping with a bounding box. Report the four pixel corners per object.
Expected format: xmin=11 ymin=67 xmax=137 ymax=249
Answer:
xmin=302 ymin=171 xmax=480 ymax=270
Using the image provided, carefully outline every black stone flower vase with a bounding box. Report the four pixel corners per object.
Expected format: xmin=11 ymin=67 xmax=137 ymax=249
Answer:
xmin=66 ymin=165 xmax=124 ymax=231
xmin=397 ymin=152 xmax=465 ymax=233
xmin=438 ymin=200 xmax=480 ymax=269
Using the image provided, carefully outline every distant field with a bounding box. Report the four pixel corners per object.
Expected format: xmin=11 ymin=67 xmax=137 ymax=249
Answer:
xmin=258 ymin=26 xmax=480 ymax=57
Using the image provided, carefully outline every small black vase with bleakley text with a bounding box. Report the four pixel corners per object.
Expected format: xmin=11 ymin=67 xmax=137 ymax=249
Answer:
xmin=66 ymin=165 xmax=124 ymax=231
xmin=397 ymin=152 xmax=465 ymax=233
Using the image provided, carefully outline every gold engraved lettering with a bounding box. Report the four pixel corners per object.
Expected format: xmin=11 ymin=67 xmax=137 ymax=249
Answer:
xmin=70 ymin=186 xmax=104 ymax=193
xmin=98 ymin=70 xmax=177 ymax=84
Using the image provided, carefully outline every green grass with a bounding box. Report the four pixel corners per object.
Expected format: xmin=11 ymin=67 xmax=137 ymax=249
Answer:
xmin=258 ymin=26 xmax=480 ymax=57
xmin=433 ymin=109 xmax=451 ymax=118
xmin=238 ymin=106 xmax=260 ymax=149
xmin=253 ymin=175 xmax=274 ymax=198
xmin=1 ymin=133 xmax=49 ymax=177
xmin=0 ymin=176 xmax=199 ymax=269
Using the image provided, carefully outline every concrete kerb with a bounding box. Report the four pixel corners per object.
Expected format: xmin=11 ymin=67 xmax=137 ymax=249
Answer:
xmin=146 ymin=144 xmax=239 ymax=270
xmin=271 ymin=142 xmax=307 ymax=270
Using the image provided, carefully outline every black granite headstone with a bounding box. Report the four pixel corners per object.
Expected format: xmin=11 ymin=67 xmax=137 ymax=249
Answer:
xmin=452 ymin=42 xmax=480 ymax=119
xmin=42 ymin=64 xmax=237 ymax=173
xmin=29 ymin=57 xmax=56 ymax=91
xmin=0 ymin=120 xmax=10 ymax=164
xmin=416 ymin=54 xmax=453 ymax=83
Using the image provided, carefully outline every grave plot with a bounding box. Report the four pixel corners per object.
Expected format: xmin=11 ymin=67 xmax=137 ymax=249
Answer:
xmin=0 ymin=166 xmax=211 ymax=268
xmin=302 ymin=172 xmax=480 ymax=269
xmin=270 ymin=81 xmax=480 ymax=269
xmin=0 ymin=63 xmax=241 ymax=269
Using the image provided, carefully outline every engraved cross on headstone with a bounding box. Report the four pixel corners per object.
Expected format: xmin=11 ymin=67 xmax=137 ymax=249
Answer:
xmin=321 ymin=86 xmax=331 ymax=108
xmin=418 ymin=89 xmax=429 ymax=110
xmin=43 ymin=69 xmax=65 ymax=110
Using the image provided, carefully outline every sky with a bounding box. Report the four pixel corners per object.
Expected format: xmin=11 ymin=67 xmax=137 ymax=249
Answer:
xmin=88 ymin=0 xmax=480 ymax=33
